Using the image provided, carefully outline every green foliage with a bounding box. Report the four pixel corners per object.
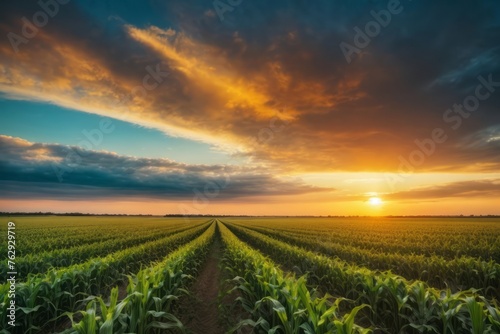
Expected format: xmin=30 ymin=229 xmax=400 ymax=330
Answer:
xmin=1 ymin=216 xmax=499 ymax=334
xmin=239 ymin=220 xmax=500 ymax=298
xmin=0 ymin=224 xmax=196 ymax=278
xmin=66 ymin=222 xmax=216 ymax=333
xmin=219 ymin=222 xmax=371 ymax=333
xmin=224 ymin=221 xmax=500 ymax=333
xmin=0 ymin=220 xmax=210 ymax=333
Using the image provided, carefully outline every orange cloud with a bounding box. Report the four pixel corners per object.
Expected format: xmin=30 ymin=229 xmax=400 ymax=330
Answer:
xmin=0 ymin=12 xmax=499 ymax=174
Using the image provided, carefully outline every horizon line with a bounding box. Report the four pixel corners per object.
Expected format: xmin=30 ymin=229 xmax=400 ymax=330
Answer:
xmin=1 ymin=212 xmax=499 ymax=218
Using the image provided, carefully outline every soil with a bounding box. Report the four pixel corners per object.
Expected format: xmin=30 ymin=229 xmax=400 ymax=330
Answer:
xmin=42 ymin=239 xmax=232 ymax=334
xmin=180 ymin=239 xmax=224 ymax=334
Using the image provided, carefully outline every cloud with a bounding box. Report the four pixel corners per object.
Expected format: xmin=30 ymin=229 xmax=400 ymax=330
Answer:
xmin=385 ymin=179 xmax=500 ymax=201
xmin=458 ymin=125 xmax=500 ymax=150
xmin=0 ymin=0 xmax=500 ymax=173
xmin=0 ymin=135 xmax=331 ymax=200
xmin=338 ymin=177 xmax=500 ymax=202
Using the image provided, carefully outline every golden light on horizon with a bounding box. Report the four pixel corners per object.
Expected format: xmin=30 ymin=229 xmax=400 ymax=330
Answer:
xmin=368 ymin=197 xmax=383 ymax=206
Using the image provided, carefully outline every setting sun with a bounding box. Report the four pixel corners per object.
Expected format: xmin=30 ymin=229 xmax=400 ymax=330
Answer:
xmin=369 ymin=197 xmax=383 ymax=206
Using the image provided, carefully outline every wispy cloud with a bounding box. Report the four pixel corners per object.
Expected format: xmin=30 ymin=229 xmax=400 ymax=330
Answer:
xmin=386 ymin=179 xmax=500 ymax=201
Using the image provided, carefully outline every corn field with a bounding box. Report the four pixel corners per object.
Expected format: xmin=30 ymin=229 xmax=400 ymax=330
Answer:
xmin=1 ymin=216 xmax=499 ymax=333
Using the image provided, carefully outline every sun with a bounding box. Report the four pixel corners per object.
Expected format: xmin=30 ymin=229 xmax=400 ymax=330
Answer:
xmin=368 ymin=197 xmax=383 ymax=206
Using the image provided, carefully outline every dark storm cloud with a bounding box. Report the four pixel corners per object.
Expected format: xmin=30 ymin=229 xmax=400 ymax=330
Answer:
xmin=0 ymin=135 xmax=330 ymax=199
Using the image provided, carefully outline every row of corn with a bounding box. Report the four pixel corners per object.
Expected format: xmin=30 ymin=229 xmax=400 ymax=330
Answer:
xmin=240 ymin=223 xmax=500 ymax=298
xmin=0 ymin=219 xmax=190 ymax=257
xmin=0 ymin=224 xmax=199 ymax=279
xmin=240 ymin=218 xmax=500 ymax=262
xmin=0 ymin=221 xmax=210 ymax=333
xmin=218 ymin=221 xmax=371 ymax=334
xmin=225 ymin=222 xmax=500 ymax=334
xmin=62 ymin=222 xmax=217 ymax=334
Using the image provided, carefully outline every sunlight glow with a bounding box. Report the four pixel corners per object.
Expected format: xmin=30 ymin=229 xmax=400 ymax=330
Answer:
xmin=369 ymin=197 xmax=383 ymax=206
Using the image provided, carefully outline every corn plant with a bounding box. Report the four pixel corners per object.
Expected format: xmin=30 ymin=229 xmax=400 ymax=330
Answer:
xmin=0 ymin=221 xmax=211 ymax=334
xmin=0 ymin=224 xmax=196 ymax=278
xmin=219 ymin=221 xmax=371 ymax=334
xmin=66 ymin=222 xmax=217 ymax=333
xmin=239 ymin=223 xmax=500 ymax=298
xmin=224 ymin=221 xmax=500 ymax=333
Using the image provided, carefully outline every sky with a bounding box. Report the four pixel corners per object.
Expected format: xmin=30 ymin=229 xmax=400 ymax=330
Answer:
xmin=0 ymin=0 xmax=499 ymax=215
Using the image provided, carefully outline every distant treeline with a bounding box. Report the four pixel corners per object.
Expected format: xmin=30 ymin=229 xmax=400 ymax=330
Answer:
xmin=165 ymin=214 xmax=500 ymax=218
xmin=0 ymin=212 xmax=154 ymax=216
xmin=0 ymin=212 xmax=498 ymax=218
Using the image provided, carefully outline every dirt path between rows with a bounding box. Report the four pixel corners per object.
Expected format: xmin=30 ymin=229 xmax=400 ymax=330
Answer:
xmin=183 ymin=238 xmax=223 ymax=334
